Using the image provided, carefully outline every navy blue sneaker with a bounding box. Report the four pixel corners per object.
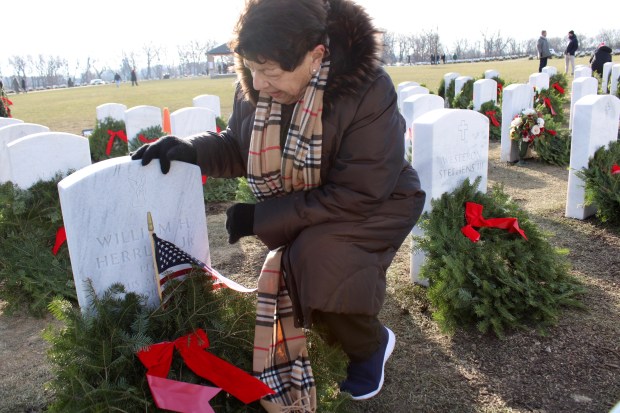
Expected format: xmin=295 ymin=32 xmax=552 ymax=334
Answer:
xmin=340 ymin=326 xmax=395 ymax=400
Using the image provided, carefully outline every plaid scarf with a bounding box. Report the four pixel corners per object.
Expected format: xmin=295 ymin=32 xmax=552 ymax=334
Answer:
xmin=250 ymin=61 xmax=329 ymax=413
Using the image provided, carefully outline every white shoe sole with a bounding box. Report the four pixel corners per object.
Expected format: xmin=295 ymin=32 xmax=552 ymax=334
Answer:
xmin=350 ymin=327 xmax=396 ymax=401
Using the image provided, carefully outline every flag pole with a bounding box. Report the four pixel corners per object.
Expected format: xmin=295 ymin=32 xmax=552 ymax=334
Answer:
xmin=147 ymin=212 xmax=163 ymax=302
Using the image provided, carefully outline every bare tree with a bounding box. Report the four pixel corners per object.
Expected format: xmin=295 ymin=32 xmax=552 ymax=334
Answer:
xmin=142 ymin=43 xmax=163 ymax=80
xmin=8 ymin=55 xmax=28 ymax=80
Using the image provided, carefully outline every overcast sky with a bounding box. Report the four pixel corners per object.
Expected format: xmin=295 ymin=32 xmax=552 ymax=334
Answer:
xmin=2 ymin=0 xmax=614 ymax=73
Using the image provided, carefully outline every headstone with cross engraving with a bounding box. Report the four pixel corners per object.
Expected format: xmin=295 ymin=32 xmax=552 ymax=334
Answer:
xmin=58 ymin=157 xmax=210 ymax=310
xmin=565 ymin=94 xmax=620 ymax=219
xmin=410 ymin=109 xmax=489 ymax=284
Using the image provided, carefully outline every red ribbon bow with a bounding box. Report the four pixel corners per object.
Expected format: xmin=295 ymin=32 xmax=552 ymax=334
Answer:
xmin=612 ymin=164 xmax=620 ymax=175
xmin=460 ymin=202 xmax=527 ymax=243
xmin=546 ymin=128 xmax=557 ymax=136
xmin=543 ymin=97 xmax=556 ymax=116
xmin=137 ymin=329 xmax=274 ymax=410
xmin=552 ymin=82 xmax=565 ymax=94
xmin=52 ymin=226 xmax=66 ymax=255
xmin=106 ymin=129 xmax=128 ymax=155
xmin=485 ymin=111 xmax=500 ymax=127
xmin=139 ymin=134 xmax=159 ymax=144
xmin=497 ymin=83 xmax=503 ymax=93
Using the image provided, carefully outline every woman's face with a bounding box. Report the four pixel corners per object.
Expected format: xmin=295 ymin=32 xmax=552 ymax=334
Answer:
xmin=245 ymin=47 xmax=323 ymax=105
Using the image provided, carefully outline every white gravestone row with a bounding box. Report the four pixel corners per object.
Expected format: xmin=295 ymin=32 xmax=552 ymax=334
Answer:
xmin=58 ymin=157 xmax=210 ymax=310
xmin=473 ymin=79 xmax=497 ymax=111
xmin=574 ymin=66 xmax=592 ymax=78
xmin=454 ymin=76 xmax=473 ymax=97
xmin=484 ymin=69 xmax=499 ymax=80
xmin=565 ymin=95 xmax=620 ymax=219
xmin=602 ymin=62 xmax=613 ymax=94
xmin=396 ymin=81 xmax=420 ymax=112
xmin=0 ymin=117 xmax=23 ymax=128
xmin=542 ymin=66 xmax=557 ymax=76
xmin=610 ymin=64 xmax=620 ymax=96
xmin=443 ymin=72 xmax=460 ymax=107
xmin=569 ymin=77 xmax=598 ymax=130
xmin=5 ymin=132 xmax=91 ymax=189
xmin=500 ymin=84 xmax=534 ymax=163
xmin=125 ymin=105 xmax=163 ymax=149
xmin=170 ymin=107 xmax=217 ymax=139
xmin=0 ymin=123 xmax=50 ymax=184
xmin=528 ymin=72 xmax=549 ymax=91
xmin=193 ymin=94 xmax=221 ymax=118
xmin=401 ymin=94 xmax=444 ymax=160
xmin=410 ymin=109 xmax=489 ymax=285
xmin=96 ymin=103 xmax=127 ymax=123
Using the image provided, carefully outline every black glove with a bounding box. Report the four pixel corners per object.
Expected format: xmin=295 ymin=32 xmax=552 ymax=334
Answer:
xmin=130 ymin=136 xmax=197 ymax=174
xmin=225 ymin=203 xmax=256 ymax=244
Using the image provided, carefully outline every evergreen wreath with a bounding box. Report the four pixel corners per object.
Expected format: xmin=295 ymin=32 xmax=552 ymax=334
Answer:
xmin=451 ymin=78 xmax=475 ymax=109
xmin=0 ymin=174 xmax=75 ymax=316
xmin=575 ymin=140 xmax=620 ymax=226
xmin=532 ymin=125 xmax=571 ymax=167
xmin=414 ymin=178 xmax=584 ymax=338
xmin=479 ymin=100 xmax=501 ymax=140
xmin=44 ymin=274 xmax=350 ymax=412
xmin=0 ymin=90 xmax=13 ymax=118
xmin=535 ymin=88 xmax=565 ymax=125
xmin=437 ymin=78 xmax=446 ymax=100
xmin=88 ymin=117 xmax=128 ymax=163
xmin=549 ymin=73 xmax=568 ymax=100
xmin=490 ymin=75 xmax=505 ymax=106
xmin=128 ymin=125 xmax=165 ymax=153
xmin=445 ymin=78 xmax=456 ymax=108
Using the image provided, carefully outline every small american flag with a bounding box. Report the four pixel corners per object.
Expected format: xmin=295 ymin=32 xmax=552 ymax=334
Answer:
xmin=152 ymin=233 xmax=255 ymax=294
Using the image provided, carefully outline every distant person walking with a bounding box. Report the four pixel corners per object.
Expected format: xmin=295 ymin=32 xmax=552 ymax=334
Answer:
xmin=11 ymin=77 xmax=19 ymax=94
xmin=114 ymin=72 xmax=122 ymax=88
xmin=537 ymin=30 xmax=551 ymax=72
xmin=564 ymin=30 xmax=579 ymax=75
xmin=589 ymin=42 xmax=613 ymax=77
xmin=20 ymin=78 xmax=27 ymax=93
xmin=130 ymin=68 xmax=139 ymax=86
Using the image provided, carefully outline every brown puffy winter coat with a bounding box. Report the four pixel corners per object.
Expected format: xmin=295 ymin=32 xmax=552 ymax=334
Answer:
xmin=190 ymin=0 xmax=425 ymax=327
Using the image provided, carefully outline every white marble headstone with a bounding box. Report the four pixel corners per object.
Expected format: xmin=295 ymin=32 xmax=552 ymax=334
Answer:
xmin=125 ymin=105 xmax=162 ymax=147
xmin=500 ymin=84 xmax=534 ymax=163
xmin=565 ymin=95 xmax=620 ymax=219
xmin=0 ymin=123 xmax=50 ymax=183
xmin=411 ymin=109 xmax=489 ymax=284
xmin=170 ymin=107 xmax=216 ymax=138
xmin=454 ymin=76 xmax=473 ymax=96
xmin=443 ymin=72 xmax=460 ymax=107
xmin=473 ymin=79 xmax=497 ymax=110
xmin=401 ymin=94 xmax=444 ymax=161
xmin=542 ymin=66 xmax=557 ymax=76
xmin=569 ymin=77 xmax=598 ymax=130
xmin=528 ymin=72 xmax=549 ymax=91
xmin=610 ymin=64 xmax=620 ymax=96
xmin=484 ymin=69 xmax=499 ymax=80
xmin=574 ymin=66 xmax=592 ymax=78
xmin=0 ymin=117 xmax=23 ymax=128
xmin=192 ymin=94 xmax=221 ymax=118
xmin=602 ymin=62 xmax=614 ymax=94
xmin=96 ymin=103 xmax=128 ymax=122
xmin=5 ymin=132 xmax=91 ymax=189
xmin=397 ymin=81 xmax=420 ymax=111
xmin=58 ymin=157 xmax=210 ymax=310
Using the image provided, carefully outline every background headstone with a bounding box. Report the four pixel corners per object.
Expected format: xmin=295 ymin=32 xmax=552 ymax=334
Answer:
xmin=574 ymin=66 xmax=592 ymax=78
xmin=500 ymin=84 xmax=534 ymax=163
xmin=192 ymin=94 xmax=221 ymax=118
xmin=610 ymin=64 xmax=620 ymax=96
xmin=411 ymin=109 xmax=489 ymax=284
xmin=170 ymin=107 xmax=217 ymax=138
xmin=569 ymin=77 xmax=598 ymax=130
xmin=0 ymin=118 xmax=23 ymax=128
xmin=454 ymin=76 xmax=473 ymax=96
xmin=542 ymin=66 xmax=558 ymax=76
xmin=58 ymin=157 xmax=210 ymax=310
xmin=443 ymin=72 xmax=460 ymax=107
xmin=473 ymin=78 xmax=498 ymax=110
xmin=602 ymin=62 xmax=614 ymax=94
xmin=5 ymin=132 xmax=91 ymax=189
xmin=565 ymin=95 xmax=620 ymax=219
xmin=0 ymin=123 xmax=50 ymax=183
xmin=397 ymin=81 xmax=420 ymax=111
xmin=402 ymin=94 xmax=444 ymax=160
xmin=125 ymin=105 xmax=162 ymax=146
xmin=484 ymin=69 xmax=499 ymax=79
xmin=96 ymin=103 xmax=128 ymax=123
xmin=528 ymin=72 xmax=550 ymax=91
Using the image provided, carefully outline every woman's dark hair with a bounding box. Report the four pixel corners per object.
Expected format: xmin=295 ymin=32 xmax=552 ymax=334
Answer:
xmin=231 ymin=0 xmax=328 ymax=71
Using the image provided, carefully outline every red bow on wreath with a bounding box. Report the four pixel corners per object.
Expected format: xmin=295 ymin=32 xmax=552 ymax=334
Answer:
xmin=139 ymin=134 xmax=159 ymax=144
xmin=612 ymin=164 xmax=620 ymax=175
xmin=52 ymin=226 xmax=66 ymax=255
xmin=485 ymin=111 xmax=500 ymax=127
xmin=551 ymin=82 xmax=565 ymax=94
xmin=137 ymin=329 xmax=274 ymax=412
xmin=106 ymin=129 xmax=127 ymax=155
xmin=460 ymin=202 xmax=527 ymax=243
xmin=543 ymin=97 xmax=556 ymax=116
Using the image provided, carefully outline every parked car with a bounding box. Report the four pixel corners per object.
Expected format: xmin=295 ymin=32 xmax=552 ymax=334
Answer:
xmin=89 ymin=79 xmax=106 ymax=85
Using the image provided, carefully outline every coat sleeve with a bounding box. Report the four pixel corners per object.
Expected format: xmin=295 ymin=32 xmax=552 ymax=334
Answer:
xmin=254 ymin=73 xmax=408 ymax=250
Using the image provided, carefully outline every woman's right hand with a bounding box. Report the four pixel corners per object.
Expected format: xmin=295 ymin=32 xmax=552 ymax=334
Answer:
xmin=130 ymin=136 xmax=197 ymax=174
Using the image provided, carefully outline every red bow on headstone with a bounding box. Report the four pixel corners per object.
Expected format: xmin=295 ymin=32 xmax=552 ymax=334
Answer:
xmin=52 ymin=226 xmax=66 ymax=255
xmin=485 ymin=111 xmax=500 ymax=127
xmin=543 ymin=97 xmax=556 ymax=116
xmin=611 ymin=164 xmax=620 ymax=175
xmin=106 ymin=130 xmax=128 ymax=155
xmin=460 ymin=202 xmax=527 ymax=243
xmin=551 ymin=82 xmax=565 ymax=94
xmin=137 ymin=329 xmax=274 ymax=411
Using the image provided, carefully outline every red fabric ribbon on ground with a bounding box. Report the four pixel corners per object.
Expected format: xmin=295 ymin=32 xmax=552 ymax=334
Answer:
xmin=551 ymin=82 xmax=565 ymax=94
xmin=543 ymin=97 xmax=556 ymax=116
xmin=137 ymin=329 xmax=274 ymax=409
xmin=52 ymin=226 xmax=66 ymax=255
xmin=485 ymin=111 xmax=500 ymax=127
xmin=460 ymin=202 xmax=527 ymax=242
xmin=106 ymin=130 xmax=127 ymax=155
xmin=612 ymin=164 xmax=620 ymax=175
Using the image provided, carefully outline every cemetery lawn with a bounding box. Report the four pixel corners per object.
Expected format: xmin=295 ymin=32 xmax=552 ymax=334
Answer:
xmin=2 ymin=142 xmax=618 ymax=413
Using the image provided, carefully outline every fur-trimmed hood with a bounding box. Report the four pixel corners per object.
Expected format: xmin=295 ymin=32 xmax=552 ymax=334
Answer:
xmin=234 ymin=0 xmax=382 ymax=112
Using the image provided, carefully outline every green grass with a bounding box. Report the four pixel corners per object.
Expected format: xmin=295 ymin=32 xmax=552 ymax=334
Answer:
xmin=7 ymin=56 xmax=589 ymax=136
